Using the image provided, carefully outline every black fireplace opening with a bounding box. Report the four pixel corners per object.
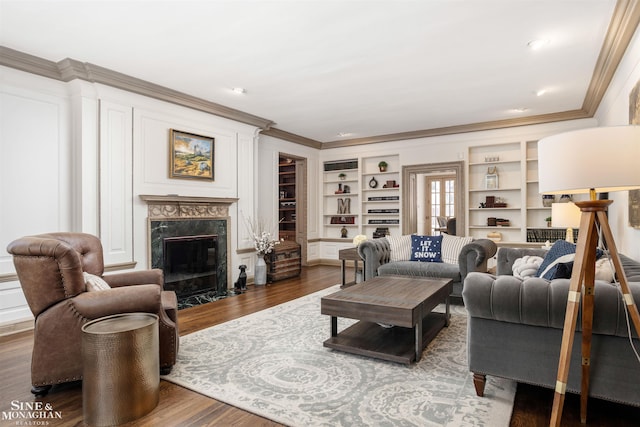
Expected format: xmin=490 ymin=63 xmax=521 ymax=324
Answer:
xmin=163 ymin=234 xmax=219 ymax=307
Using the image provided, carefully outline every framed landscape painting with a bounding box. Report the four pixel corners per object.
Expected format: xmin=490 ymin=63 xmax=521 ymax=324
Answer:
xmin=169 ymin=129 xmax=214 ymax=181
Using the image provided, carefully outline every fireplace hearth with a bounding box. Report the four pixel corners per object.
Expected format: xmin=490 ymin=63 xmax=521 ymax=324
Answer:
xmin=140 ymin=195 xmax=238 ymax=309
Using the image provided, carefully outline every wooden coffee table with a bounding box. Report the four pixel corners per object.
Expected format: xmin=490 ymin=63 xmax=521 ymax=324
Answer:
xmin=321 ymin=276 xmax=452 ymax=364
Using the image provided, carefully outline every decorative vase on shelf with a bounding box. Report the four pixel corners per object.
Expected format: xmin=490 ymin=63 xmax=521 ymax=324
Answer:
xmin=542 ymin=195 xmax=555 ymax=207
xmin=559 ymin=194 xmax=572 ymax=203
xmin=254 ymin=255 xmax=267 ymax=285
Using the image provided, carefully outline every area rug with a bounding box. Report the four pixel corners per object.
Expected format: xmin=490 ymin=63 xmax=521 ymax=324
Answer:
xmin=163 ymin=285 xmax=516 ymax=426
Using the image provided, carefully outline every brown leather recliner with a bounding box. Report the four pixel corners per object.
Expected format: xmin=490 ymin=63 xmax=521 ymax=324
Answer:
xmin=6 ymin=232 xmax=179 ymax=396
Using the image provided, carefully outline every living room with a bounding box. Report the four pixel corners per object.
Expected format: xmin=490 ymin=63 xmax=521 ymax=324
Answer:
xmin=1 ymin=1 xmax=640 ymax=426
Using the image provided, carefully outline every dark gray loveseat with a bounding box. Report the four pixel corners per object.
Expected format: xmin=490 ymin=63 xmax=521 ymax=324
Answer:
xmin=357 ymin=236 xmax=497 ymax=298
xmin=462 ymin=247 xmax=640 ymax=407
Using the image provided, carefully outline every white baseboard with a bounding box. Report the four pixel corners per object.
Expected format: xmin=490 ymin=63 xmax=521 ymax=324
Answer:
xmin=0 ymin=318 xmax=33 ymax=337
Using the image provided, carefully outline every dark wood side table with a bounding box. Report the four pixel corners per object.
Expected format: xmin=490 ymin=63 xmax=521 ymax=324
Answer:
xmin=338 ymin=247 xmax=365 ymax=288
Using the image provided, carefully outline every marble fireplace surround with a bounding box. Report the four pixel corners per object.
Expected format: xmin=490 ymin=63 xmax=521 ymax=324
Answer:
xmin=139 ymin=195 xmax=238 ymax=297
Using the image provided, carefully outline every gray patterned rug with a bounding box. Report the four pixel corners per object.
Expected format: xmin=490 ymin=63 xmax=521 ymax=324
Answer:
xmin=163 ymin=285 xmax=516 ymax=426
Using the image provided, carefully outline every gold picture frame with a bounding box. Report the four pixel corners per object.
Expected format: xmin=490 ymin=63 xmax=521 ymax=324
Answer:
xmin=169 ymin=129 xmax=214 ymax=181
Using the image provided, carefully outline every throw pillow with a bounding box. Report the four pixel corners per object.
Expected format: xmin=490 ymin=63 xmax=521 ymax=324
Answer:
xmin=536 ymin=240 xmax=603 ymax=280
xmin=83 ymin=272 xmax=111 ymax=291
xmin=595 ymin=257 xmax=614 ymax=283
xmin=512 ymin=255 xmax=544 ymax=279
xmin=536 ymin=240 xmax=577 ymax=280
xmin=441 ymin=234 xmax=473 ymax=264
xmin=410 ymin=235 xmax=443 ymax=262
xmin=388 ymin=235 xmax=412 ymax=262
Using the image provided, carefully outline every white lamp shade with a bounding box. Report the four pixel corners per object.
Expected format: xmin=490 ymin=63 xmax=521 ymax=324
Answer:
xmin=538 ymin=125 xmax=640 ymax=195
xmin=551 ymin=202 xmax=581 ymax=228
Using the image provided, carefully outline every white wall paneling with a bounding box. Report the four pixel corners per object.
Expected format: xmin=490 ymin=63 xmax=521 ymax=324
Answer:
xmin=99 ymin=100 xmax=134 ymax=265
xmin=0 ymin=68 xmax=72 ymax=325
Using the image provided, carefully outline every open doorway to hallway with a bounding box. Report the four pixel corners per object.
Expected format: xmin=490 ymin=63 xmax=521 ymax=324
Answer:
xmin=278 ymin=153 xmax=308 ymax=265
xmin=402 ymin=161 xmax=465 ymax=236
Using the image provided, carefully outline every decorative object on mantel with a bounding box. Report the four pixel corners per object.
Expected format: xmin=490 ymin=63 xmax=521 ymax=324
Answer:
xmin=341 ymin=226 xmax=348 ymax=238
xmin=244 ymin=216 xmax=279 ymax=286
xmin=378 ymin=161 xmax=388 ymax=172
xmin=485 ymin=166 xmax=498 ymax=189
xmin=169 ymin=129 xmax=214 ymax=181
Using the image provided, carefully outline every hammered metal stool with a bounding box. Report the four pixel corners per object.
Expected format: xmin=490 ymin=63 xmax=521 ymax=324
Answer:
xmin=82 ymin=313 xmax=160 ymax=426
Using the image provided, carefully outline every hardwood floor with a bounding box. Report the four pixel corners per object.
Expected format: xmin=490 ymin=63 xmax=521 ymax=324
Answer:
xmin=1 ymin=265 xmax=638 ymax=426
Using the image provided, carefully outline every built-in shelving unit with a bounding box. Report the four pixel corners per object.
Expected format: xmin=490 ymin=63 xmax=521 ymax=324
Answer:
xmin=321 ymin=155 xmax=401 ymax=241
xmin=278 ymin=157 xmax=297 ymax=241
xmin=322 ymin=159 xmax=359 ymax=240
xmin=361 ymin=155 xmax=400 ymax=238
xmin=467 ymin=142 xmax=523 ymax=242
xmin=466 ymin=140 xmax=585 ymax=243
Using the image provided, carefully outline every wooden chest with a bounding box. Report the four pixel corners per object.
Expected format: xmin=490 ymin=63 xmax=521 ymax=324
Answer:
xmin=266 ymin=241 xmax=301 ymax=282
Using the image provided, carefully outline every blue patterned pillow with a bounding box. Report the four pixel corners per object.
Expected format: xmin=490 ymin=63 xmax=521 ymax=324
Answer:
xmin=410 ymin=235 xmax=443 ymax=262
xmin=536 ymin=240 xmax=576 ymax=279
xmin=536 ymin=240 xmax=602 ymax=280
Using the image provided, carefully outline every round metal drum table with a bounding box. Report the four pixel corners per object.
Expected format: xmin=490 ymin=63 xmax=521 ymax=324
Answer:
xmin=82 ymin=313 xmax=159 ymax=426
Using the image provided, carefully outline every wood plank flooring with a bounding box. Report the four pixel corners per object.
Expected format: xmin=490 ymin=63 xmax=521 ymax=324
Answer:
xmin=1 ymin=265 xmax=638 ymax=426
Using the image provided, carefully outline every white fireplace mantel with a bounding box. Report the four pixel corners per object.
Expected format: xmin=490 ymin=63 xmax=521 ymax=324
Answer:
xmin=139 ymin=195 xmax=238 ymax=219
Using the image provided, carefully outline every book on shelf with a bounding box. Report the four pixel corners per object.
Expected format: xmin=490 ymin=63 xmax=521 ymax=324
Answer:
xmin=368 ymin=219 xmax=400 ymax=224
xmin=330 ymin=216 xmax=356 ymax=224
xmin=367 ymin=196 xmax=399 ymax=201
xmin=367 ymin=209 xmax=399 ymax=214
xmin=526 ymin=228 xmax=578 ymax=243
xmin=373 ymin=227 xmax=390 ymax=238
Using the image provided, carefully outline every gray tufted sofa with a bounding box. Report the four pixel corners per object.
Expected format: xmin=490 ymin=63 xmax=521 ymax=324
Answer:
xmin=462 ymin=247 xmax=640 ymax=407
xmin=357 ymin=237 xmax=497 ymax=299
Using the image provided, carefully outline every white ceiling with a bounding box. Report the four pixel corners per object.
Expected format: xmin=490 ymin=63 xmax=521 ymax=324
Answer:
xmin=0 ymin=0 xmax=627 ymax=144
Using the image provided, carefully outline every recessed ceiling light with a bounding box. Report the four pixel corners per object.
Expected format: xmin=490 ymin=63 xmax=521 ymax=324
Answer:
xmin=535 ymin=89 xmax=547 ymax=97
xmin=511 ymin=108 xmax=529 ymax=113
xmin=337 ymin=132 xmax=353 ymax=137
xmin=232 ymin=87 xmax=246 ymax=94
xmin=527 ymin=39 xmax=549 ymax=50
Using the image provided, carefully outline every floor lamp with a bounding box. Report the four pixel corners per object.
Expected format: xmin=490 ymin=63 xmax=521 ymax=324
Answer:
xmin=538 ymin=125 xmax=640 ymax=426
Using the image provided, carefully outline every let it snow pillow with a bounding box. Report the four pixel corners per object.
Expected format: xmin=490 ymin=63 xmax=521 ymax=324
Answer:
xmin=410 ymin=235 xmax=443 ymax=262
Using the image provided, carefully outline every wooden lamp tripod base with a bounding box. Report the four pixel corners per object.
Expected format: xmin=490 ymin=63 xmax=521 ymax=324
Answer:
xmin=550 ymin=200 xmax=640 ymax=426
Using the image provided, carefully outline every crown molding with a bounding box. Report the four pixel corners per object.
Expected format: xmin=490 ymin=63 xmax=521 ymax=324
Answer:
xmin=323 ymin=0 xmax=638 ymax=149
xmin=321 ymin=110 xmax=591 ymax=148
xmin=0 ymin=46 xmax=275 ymax=130
xmin=582 ymin=0 xmax=640 ymax=115
xmin=260 ymin=127 xmax=323 ymax=149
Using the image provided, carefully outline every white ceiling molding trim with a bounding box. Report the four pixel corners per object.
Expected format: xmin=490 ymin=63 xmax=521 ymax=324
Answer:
xmin=0 ymin=46 xmax=275 ymax=131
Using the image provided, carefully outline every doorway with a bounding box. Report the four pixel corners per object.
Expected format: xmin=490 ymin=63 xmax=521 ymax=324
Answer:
xmin=402 ymin=162 xmax=465 ymax=236
xmin=424 ymin=174 xmax=456 ymax=235
xmin=278 ymin=153 xmax=308 ymax=265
